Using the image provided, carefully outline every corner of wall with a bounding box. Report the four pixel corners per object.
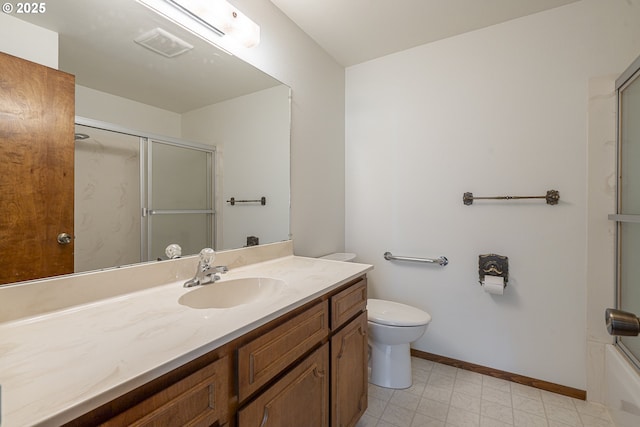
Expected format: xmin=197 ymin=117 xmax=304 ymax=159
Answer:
xmin=586 ymin=75 xmax=618 ymax=403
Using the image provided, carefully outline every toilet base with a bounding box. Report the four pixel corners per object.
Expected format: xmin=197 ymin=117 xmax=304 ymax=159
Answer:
xmin=368 ymin=340 xmax=412 ymax=389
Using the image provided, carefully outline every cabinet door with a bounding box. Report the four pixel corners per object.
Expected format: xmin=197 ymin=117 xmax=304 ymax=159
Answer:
xmin=331 ymin=311 xmax=368 ymax=427
xmin=238 ymin=343 xmax=329 ymax=427
xmin=0 ymin=51 xmax=75 ymax=285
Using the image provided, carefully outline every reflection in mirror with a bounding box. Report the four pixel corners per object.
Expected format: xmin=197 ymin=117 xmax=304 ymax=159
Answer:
xmin=74 ymin=122 xmax=217 ymax=272
xmin=1 ymin=0 xmax=290 ymax=286
xmin=74 ymin=125 xmax=141 ymax=272
xmin=147 ymin=137 xmax=214 ymax=261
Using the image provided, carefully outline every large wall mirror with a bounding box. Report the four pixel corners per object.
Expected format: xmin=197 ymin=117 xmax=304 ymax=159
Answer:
xmin=1 ymin=0 xmax=290 ymax=285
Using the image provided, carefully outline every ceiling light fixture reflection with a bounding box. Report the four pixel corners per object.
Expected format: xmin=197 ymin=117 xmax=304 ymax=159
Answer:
xmin=136 ymin=0 xmax=260 ymax=51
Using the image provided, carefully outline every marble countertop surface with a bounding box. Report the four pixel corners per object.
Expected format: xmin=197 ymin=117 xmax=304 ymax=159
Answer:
xmin=0 ymin=255 xmax=372 ymax=427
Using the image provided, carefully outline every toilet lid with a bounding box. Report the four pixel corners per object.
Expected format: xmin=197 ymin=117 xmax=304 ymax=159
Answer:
xmin=367 ymin=299 xmax=432 ymax=327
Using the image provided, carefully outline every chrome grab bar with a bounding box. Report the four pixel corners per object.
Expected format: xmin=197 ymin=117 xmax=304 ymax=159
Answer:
xmin=384 ymin=252 xmax=448 ymax=266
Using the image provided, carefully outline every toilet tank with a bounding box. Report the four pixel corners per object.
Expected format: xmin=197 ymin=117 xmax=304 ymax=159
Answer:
xmin=319 ymin=252 xmax=356 ymax=262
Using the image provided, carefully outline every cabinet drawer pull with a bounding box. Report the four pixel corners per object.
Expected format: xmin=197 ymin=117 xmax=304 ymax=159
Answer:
xmin=259 ymin=407 xmax=270 ymax=427
xmin=249 ymin=355 xmax=255 ymax=384
xmin=208 ymin=384 xmax=215 ymax=410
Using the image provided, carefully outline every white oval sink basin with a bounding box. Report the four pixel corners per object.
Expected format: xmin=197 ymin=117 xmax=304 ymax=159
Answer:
xmin=179 ymin=277 xmax=286 ymax=309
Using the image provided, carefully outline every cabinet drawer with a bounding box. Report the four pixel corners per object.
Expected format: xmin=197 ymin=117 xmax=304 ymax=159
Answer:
xmin=331 ymin=278 xmax=367 ymax=329
xmin=238 ymin=300 xmax=329 ymax=401
xmin=102 ymin=356 xmax=228 ymax=427
xmin=238 ymin=343 xmax=329 ymax=427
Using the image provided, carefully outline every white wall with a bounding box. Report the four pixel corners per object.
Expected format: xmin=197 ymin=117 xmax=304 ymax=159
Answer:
xmin=182 ymin=85 xmax=291 ymax=250
xmin=0 ymin=13 xmax=57 ymax=68
xmin=346 ymin=0 xmax=640 ymax=390
xmin=224 ymin=0 xmax=346 ymax=257
xmin=75 ymin=86 xmax=182 ymax=138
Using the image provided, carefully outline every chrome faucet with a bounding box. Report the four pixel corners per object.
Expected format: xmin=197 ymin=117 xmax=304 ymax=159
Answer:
xmin=183 ymin=248 xmax=228 ymax=288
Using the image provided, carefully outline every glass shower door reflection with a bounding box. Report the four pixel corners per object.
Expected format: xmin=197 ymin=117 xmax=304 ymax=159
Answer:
xmin=74 ymin=125 xmax=142 ymax=272
xmin=616 ymin=60 xmax=640 ymax=367
xmin=146 ymin=139 xmax=215 ymax=261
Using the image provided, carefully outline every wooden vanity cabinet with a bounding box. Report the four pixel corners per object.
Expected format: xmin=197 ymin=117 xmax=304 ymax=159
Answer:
xmin=66 ymin=275 xmax=368 ymax=427
xmin=236 ymin=276 xmax=368 ymax=427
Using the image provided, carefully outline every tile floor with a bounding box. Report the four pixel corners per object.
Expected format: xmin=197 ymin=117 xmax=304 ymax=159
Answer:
xmin=356 ymin=357 xmax=615 ymax=427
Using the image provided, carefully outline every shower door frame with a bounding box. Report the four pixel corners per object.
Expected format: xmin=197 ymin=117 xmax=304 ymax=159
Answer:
xmin=142 ymin=137 xmax=216 ymax=261
xmin=75 ymin=116 xmax=217 ymax=263
xmin=610 ymin=54 xmax=640 ymax=371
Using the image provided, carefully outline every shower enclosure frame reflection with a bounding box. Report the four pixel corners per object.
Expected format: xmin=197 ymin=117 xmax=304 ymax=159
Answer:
xmin=610 ymin=53 xmax=640 ymax=370
xmin=76 ymin=116 xmax=216 ymax=268
xmin=143 ymin=137 xmax=215 ymax=261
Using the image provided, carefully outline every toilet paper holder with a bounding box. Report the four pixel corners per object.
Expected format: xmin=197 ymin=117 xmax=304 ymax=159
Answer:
xmin=478 ymin=254 xmax=509 ymax=286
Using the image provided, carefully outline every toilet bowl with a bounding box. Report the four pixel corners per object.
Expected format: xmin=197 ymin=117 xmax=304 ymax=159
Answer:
xmin=367 ymin=298 xmax=431 ymax=389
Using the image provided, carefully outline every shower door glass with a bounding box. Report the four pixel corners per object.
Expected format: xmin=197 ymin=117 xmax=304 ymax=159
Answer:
xmin=145 ymin=139 xmax=215 ymax=261
xmin=615 ymin=58 xmax=640 ymax=368
xmin=74 ymin=124 xmax=141 ymax=272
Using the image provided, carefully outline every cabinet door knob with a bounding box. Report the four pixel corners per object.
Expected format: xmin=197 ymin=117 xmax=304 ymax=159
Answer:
xmin=57 ymin=233 xmax=72 ymax=245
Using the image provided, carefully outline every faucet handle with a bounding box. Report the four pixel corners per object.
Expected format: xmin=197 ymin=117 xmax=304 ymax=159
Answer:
xmin=165 ymin=243 xmax=182 ymax=259
xmin=199 ymin=248 xmax=216 ymax=268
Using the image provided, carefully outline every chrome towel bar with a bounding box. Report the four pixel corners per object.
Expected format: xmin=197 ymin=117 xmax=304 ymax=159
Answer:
xmin=384 ymin=252 xmax=448 ymax=266
xmin=463 ymin=189 xmax=559 ymax=205
xmin=226 ymin=196 xmax=267 ymax=206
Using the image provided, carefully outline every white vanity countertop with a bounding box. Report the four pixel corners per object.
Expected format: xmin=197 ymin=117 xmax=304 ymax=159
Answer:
xmin=0 ymin=255 xmax=372 ymax=427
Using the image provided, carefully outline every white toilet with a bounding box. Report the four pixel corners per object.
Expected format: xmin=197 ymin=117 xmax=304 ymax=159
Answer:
xmin=319 ymin=252 xmax=432 ymax=389
xmin=367 ymin=299 xmax=431 ymax=389
xmin=319 ymin=252 xmax=357 ymax=262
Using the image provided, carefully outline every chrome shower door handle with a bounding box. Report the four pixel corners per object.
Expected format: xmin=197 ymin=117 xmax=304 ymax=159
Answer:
xmin=605 ymin=308 xmax=640 ymax=337
xmin=57 ymin=233 xmax=72 ymax=245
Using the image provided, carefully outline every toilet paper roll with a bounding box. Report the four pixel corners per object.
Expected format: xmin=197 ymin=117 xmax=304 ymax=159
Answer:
xmin=482 ymin=275 xmax=505 ymax=295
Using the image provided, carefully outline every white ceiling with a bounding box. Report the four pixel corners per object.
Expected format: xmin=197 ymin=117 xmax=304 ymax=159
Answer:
xmin=14 ymin=0 xmax=281 ymax=113
xmin=12 ymin=0 xmax=581 ymax=112
xmin=269 ymin=0 xmax=580 ymax=66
